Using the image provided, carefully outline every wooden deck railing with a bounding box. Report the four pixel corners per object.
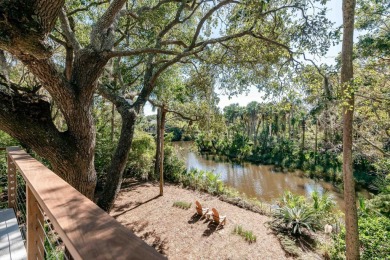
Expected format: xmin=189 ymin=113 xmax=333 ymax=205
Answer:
xmin=6 ymin=147 xmax=164 ymax=260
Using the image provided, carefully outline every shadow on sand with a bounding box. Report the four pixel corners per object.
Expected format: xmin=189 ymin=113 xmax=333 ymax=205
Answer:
xmin=112 ymin=195 xmax=160 ymax=218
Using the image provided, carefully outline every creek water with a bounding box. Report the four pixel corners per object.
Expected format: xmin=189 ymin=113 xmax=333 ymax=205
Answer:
xmin=174 ymin=141 xmax=370 ymax=211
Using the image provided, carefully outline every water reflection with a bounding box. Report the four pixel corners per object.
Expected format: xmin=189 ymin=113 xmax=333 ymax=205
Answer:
xmin=174 ymin=141 xmax=368 ymax=211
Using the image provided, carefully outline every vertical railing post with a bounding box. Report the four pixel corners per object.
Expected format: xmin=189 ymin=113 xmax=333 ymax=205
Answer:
xmin=7 ymin=153 xmax=17 ymax=209
xmin=27 ymin=185 xmax=44 ymax=260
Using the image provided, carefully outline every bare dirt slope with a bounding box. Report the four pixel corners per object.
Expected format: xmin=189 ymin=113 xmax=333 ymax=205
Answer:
xmin=111 ymin=180 xmax=290 ymax=260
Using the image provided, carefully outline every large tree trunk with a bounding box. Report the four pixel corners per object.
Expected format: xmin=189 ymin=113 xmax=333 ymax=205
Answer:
xmin=341 ymin=0 xmax=359 ymax=259
xmin=0 ymin=89 xmax=98 ymax=199
xmin=0 ymin=0 xmax=129 ymax=201
xmin=97 ymin=88 xmax=138 ymax=211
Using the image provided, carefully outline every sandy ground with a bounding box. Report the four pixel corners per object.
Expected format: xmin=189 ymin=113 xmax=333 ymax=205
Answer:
xmin=111 ymin=180 xmax=291 ymax=260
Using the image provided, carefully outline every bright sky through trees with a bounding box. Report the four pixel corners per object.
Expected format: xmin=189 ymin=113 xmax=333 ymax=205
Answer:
xmin=216 ymin=0 xmax=344 ymax=109
xmin=144 ymin=0 xmax=344 ymax=115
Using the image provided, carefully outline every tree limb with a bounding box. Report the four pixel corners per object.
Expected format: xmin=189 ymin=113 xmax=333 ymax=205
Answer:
xmin=59 ymin=8 xmax=81 ymax=51
xmin=355 ymin=129 xmax=390 ymax=156
xmin=107 ymin=48 xmax=180 ymax=58
xmin=148 ymin=99 xmax=201 ymax=121
xmin=67 ymin=1 xmax=109 ymax=16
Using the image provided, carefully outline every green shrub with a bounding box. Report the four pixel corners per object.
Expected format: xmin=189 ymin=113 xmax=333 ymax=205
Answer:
xmin=331 ymin=213 xmax=390 ymax=260
xmin=273 ymin=205 xmax=317 ymax=234
xmin=359 ymin=214 xmax=390 ymax=259
xmin=126 ymin=131 xmax=156 ymax=179
xmin=311 ymin=190 xmax=335 ymax=213
xmin=172 ymin=201 xmax=192 ymax=210
xmin=368 ymin=194 xmax=390 ymax=217
xmin=279 ymin=191 xmax=306 ymax=208
xmin=233 ymin=225 xmax=257 ymax=243
xmin=0 ymin=132 xmax=18 ymax=209
xmin=163 ymin=144 xmax=186 ymax=182
xmin=274 ymin=191 xmax=337 ymax=235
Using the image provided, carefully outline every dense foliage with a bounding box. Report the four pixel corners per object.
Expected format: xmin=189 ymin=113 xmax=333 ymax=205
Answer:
xmin=331 ymin=210 xmax=390 ymax=259
xmin=195 ymin=98 xmax=388 ymax=191
xmin=0 ymin=132 xmax=18 ymax=208
xmin=0 ymin=0 xmax=388 ymax=258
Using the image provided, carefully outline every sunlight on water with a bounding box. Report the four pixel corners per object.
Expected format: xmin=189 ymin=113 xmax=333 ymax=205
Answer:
xmin=174 ymin=141 xmax=370 ymax=211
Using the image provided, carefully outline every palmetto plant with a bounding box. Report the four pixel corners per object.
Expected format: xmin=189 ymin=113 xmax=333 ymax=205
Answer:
xmin=274 ymin=205 xmax=317 ymax=234
xmin=311 ymin=191 xmax=335 ymax=212
xmin=280 ymin=191 xmax=305 ymax=208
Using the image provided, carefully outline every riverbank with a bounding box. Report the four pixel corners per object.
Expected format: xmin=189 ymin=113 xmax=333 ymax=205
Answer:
xmin=174 ymin=141 xmax=371 ymax=212
xmin=111 ymin=179 xmax=323 ymax=259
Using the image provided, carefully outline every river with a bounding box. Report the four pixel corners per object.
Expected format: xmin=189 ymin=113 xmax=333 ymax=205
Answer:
xmin=174 ymin=141 xmax=370 ymax=211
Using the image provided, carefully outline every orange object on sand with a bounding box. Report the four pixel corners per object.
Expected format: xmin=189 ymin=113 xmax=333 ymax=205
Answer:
xmin=195 ymin=201 xmax=209 ymax=218
xmin=211 ymin=208 xmax=227 ymax=228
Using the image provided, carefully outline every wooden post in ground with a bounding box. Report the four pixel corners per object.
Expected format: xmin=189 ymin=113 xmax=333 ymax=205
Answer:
xmin=26 ymin=185 xmax=44 ymax=260
xmin=7 ymin=154 xmax=17 ymax=209
xmin=159 ymin=108 xmax=166 ymax=196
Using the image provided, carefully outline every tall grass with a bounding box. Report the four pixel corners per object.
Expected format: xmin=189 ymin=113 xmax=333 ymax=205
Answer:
xmin=172 ymin=201 xmax=192 ymax=210
xmin=233 ymin=225 xmax=257 ymax=243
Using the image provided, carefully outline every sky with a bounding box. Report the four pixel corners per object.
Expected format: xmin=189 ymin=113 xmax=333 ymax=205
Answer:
xmin=145 ymin=0 xmax=345 ymax=115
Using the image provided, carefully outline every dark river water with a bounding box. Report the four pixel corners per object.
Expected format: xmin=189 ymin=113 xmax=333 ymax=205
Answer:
xmin=174 ymin=141 xmax=370 ymax=211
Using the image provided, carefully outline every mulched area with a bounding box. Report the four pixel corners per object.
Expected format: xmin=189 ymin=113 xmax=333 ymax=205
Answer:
xmin=111 ymin=180 xmax=291 ymax=259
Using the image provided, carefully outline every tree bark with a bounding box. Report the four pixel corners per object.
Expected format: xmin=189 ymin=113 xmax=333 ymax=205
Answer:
xmin=0 ymin=0 xmax=129 ymax=201
xmin=341 ymin=0 xmax=359 ymax=259
xmin=97 ymin=86 xmax=138 ymax=212
xmin=111 ymin=102 xmax=115 ymax=142
xmin=0 ymin=89 xmax=97 ymax=198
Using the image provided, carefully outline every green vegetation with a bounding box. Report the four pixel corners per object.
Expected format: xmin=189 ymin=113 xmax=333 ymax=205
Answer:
xmin=0 ymin=132 xmax=18 ymax=208
xmin=195 ymin=98 xmax=387 ymax=190
xmin=179 ymin=169 xmax=224 ymax=195
xmin=331 ymin=212 xmax=390 ymax=260
xmin=233 ymin=225 xmax=257 ymax=243
xmin=272 ymin=191 xmax=337 ymax=235
xmin=331 ymin=175 xmax=390 ymax=259
xmin=274 ymin=206 xmax=317 ymax=234
xmin=0 ymin=0 xmax=388 ymax=258
xmin=172 ymin=201 xmax=192 ymax=210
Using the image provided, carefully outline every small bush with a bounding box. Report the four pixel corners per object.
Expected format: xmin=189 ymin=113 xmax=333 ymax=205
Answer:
xmin=233 ymin=225 xmax=257 ymax=243
xmin=172 ymin=201 xmax=192 ymax=210
xmin=273 ymin=191 xmax=337 ymax=235
xmin=273 ymin=205 xmax=317 ymax=234
xmin=331 ymin=213 xmax=390 ymax=260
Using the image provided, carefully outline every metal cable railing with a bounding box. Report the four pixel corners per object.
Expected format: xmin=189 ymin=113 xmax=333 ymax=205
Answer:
xmin=15 ymin=174 xmax=27 ymax=240
xmin=13 ymin=172 xmax=68 ymax=259
xmin=36 ymin=203 xmax=69 ymax=260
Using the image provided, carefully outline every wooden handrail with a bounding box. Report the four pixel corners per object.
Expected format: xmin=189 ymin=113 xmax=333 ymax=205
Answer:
xmin=7 ymin=147 xmax=164 ymax=260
